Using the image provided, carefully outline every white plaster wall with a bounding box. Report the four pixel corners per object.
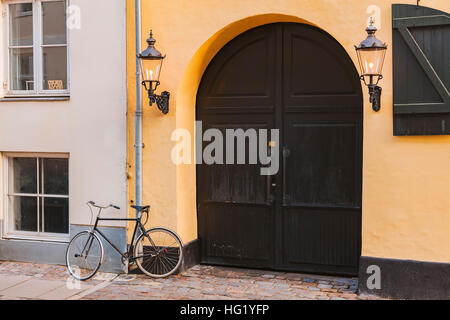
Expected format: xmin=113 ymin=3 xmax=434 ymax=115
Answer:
xmin=0 ymin=153 xmax=3 ymax=223
xmin=0 ymin=0 xmax=128 ymax=228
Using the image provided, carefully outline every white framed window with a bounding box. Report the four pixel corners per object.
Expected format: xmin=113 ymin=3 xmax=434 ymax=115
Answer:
xmin=3 ymin=153 xmax=69 ymax=242
xmin=3 ymin=0 xmax=69 ymax=96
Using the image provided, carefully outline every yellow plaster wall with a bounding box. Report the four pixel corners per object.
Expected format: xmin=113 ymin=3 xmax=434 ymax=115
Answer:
xmin=127 ymin=0 xmax=450 ymax=263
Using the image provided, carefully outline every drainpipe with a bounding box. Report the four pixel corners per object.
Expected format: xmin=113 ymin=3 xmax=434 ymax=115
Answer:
xmin=134 ymin=0 xmax=143 ymax=220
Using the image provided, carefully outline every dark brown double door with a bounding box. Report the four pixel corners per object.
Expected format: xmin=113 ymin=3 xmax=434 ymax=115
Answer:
xmin=197 ymin=23 xmax=363 ymax=275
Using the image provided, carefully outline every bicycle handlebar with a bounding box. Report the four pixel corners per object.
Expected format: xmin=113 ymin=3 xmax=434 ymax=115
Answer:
xmin=87 ymin=201 xmax=120 ymax=210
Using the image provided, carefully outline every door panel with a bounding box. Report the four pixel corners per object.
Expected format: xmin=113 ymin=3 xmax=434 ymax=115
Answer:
xmin=197 ymin=23 xmax=363 ymax=275
xmin=283 ymin=115 xmax=362 ymax=207
xmin=282 ymin=207 xmax=361 ymax=274
xmin=280 ymin=25 xmax=363 ymax=274
xmin=200 ymin=203 xmax=273 ymax=267
xmin=283 ymin=24 xmax=362 ymax=109
xmin=197 ymin=114 xmax=275 ymax=268
xmin=281 ymin=115 xmax=362 ymax=274
xmin=197 ymin=24 xmax=277 ymax=115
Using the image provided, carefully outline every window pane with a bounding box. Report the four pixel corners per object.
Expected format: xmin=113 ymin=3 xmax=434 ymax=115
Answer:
xmin=42 ymin=1 xmax=67 ymax=45
xmin=12 ymin=196 xmax=38 ymax=232
xmin=41 ymin=197 xmax=68 ymax=234
xmin=10 ymin=48 xmax=34 ymax=90
xmin=42 ymin=47 xmax=67 ymax=90
xmin=12 ymin=158 xmax=37 ymax=194
xmin=42 ymin=158 xmax=68 ymax=195
xmin=9 ymin=3 xmax=33 ymax=46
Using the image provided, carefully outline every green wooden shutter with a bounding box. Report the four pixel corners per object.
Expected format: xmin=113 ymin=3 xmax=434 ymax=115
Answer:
xmin=392 ymin=4 xmax=450 ymax=135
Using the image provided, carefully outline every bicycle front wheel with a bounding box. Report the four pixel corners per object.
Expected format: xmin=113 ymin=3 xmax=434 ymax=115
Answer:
xmin=134 ymin=227 xmax=183 ymax=278
xmin=66 ymin=231 xmax=104 ymax=280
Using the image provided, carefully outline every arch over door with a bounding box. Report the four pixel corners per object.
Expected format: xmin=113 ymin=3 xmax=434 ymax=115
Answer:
xmin=197 ymin=23 xmax=363 ymax=275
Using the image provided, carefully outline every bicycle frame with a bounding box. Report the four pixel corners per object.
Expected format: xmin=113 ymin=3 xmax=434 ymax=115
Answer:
xmin=90 ymin=213 xmax=147 ymax=262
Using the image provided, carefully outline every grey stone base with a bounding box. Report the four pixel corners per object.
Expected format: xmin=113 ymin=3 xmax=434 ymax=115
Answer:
xmin=0 ymin=224 xmax=127 ymax=274
xmin=0 ymin=238 xmax=68 ymax=265
xmin=359 ymin=256 xmax=450 ymax=299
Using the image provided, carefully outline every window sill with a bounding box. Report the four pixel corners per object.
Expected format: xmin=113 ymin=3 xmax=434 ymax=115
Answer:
xmin=0 ymin=95 xmax=70 ymax=102
xmin=2 ymin=234 xmax=70 ymax=244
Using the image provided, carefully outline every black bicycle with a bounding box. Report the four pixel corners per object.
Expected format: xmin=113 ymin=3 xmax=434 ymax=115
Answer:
xmin=66 ymin=201 xmax=183 ymax=280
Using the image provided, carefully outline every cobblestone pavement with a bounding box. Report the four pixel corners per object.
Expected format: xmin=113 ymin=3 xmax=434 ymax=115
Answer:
xmin=0 ymin=261 xmax=382 ymax=300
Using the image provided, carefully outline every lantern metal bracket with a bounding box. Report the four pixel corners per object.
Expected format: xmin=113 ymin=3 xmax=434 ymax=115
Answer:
xmin=368 ymin=84 xmax=382 ymax=112
xmin=360 ymin=75 xmax=383 ymax=112
xmin=142 ymin=80 xmax=170 ymax=114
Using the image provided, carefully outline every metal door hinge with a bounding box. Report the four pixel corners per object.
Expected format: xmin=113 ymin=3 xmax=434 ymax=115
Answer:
xmin=2 ymin=9 xmax=6 ymax=18
xmin=2 ymin=82 xmax=6 ymax=90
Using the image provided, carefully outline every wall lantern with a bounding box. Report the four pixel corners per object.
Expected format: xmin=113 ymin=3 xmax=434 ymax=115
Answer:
xmin=355 ymin=18 xmax=387 ymax=112
xmin=138 ymin=30 xmax=169 ymax=114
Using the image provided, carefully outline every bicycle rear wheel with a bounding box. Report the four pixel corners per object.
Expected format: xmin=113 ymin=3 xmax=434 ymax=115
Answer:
xmin=66 ymin=231 xmax=104 ymax=280
xmin=134 ymin=227 xmax=183 ymax=278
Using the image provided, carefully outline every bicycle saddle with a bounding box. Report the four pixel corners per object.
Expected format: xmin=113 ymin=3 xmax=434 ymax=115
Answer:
xmin=130 ymin=205 xmax=150 ymax=212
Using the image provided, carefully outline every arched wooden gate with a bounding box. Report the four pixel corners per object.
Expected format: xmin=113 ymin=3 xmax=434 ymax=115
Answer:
xmin=196 ymin=23 xmax=363 ymax=275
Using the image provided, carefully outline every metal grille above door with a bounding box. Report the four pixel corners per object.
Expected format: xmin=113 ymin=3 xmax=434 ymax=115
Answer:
xmin=197 ymin=23 xmax=363 ymax=275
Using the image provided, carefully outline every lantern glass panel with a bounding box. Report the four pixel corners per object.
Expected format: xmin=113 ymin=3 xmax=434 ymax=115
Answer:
xmin=356 ymin=47 xmax=386 ymax=76
xmin=140 ymin=58 xmax=163 ymax=82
